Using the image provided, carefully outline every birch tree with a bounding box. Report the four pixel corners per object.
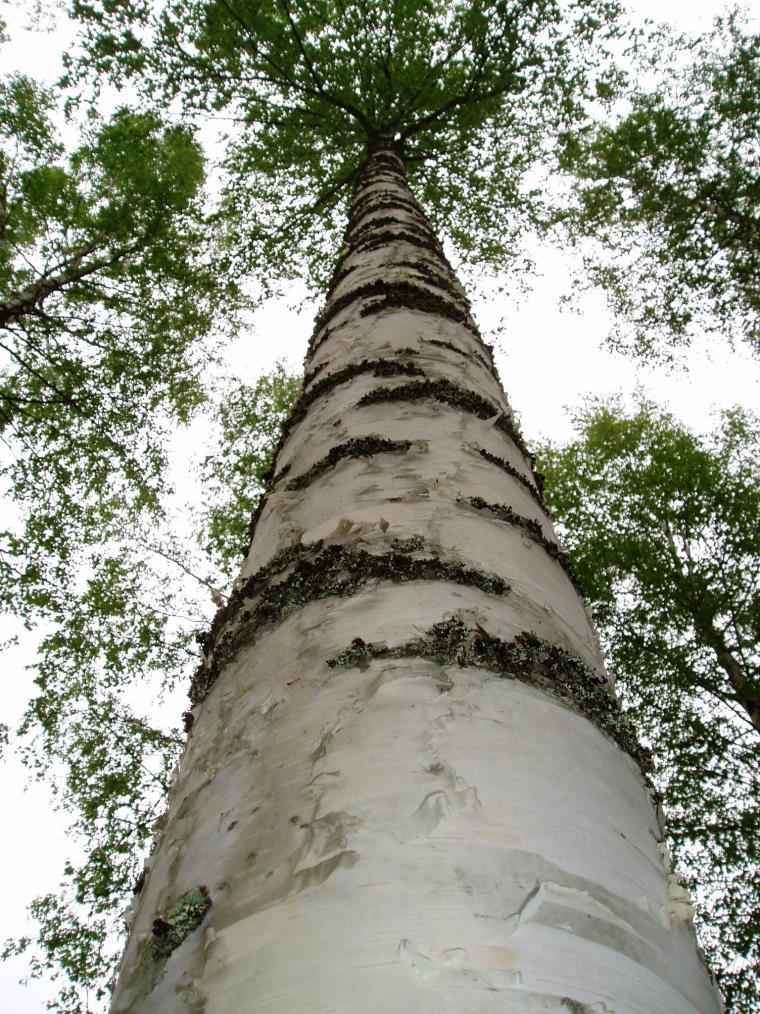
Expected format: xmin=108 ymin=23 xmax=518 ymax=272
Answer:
xmin=60 ymin=1 xmax=724 ymax=1010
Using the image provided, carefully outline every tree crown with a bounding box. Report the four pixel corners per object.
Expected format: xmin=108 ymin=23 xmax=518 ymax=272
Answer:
xmin=70 ymin=0 xmax=622 ymax=290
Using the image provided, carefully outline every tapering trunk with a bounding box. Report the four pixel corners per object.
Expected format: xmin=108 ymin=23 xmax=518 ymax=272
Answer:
xmin=111 ymin=148 xmax=722 ymax=1013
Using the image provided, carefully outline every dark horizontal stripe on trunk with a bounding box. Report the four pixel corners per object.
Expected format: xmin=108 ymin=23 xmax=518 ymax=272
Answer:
xmin=285 ymin=356 xmax=424 ymax=436
xmin=358 ymin=376 xmax=494 ymax=421
xmin=395 ymin=259 xmax=464 ymax=292
xmin=327 ymin=619 xmax=651 ymax=776
xmin=358 ymin=378 xmax=535 ymax=472
xmin=191 ymin=544 xmax=509 ymax=704
xmin=315 ymin=276 xmax=468 ymax=335
xmin=285 ymin=437 xmax=413 ymax=491
xmin=349 ymin=219 xmax=438 ymax=252
xmin=353 ymin=228 xmax=444 ymax=259
xmin=303 ymin=358 xmax=331 ymax=388
xmin=348 ymin=214 xmax=434 ymax=247
xmin=465 ymin=496 xmax=584 ymax=597
xmin=356 ymin=162 xmax=406 ymax=182
xmin=325 ymin=261 xmax=361 ymax=301
xmin=325 ymin=227 xmax=447 ymax=300
xmin=241 ymin=359 xmax=427 ymax=554
xmin=348 ymin=194 xmax=425 ymax=227
xmin=326 ymin=192 xmax=434 ymax=299
xmin=477 ymin=447 xmax=547 ymax=508
xmin=426 ymin=337 xmax=493 ymax=373
xmin=358 ymin=280 xmax=475 ymax=332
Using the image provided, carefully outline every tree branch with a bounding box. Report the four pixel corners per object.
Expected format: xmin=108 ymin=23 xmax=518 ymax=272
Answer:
xmin=661 ymin=520 xmax=759 ymax=732
xmin=0 ymin=243 xmax=139 ymax=328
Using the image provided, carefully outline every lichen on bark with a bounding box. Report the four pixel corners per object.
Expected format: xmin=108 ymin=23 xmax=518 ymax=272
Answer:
xmin=289 ymin=356 xmax=424 ymax=426
xmin=353 ymin=227 xmax=443 ymax=258
xmin=464 ymin=495 xmax=584 ymax=596
xmin=427 ymin=337 xmax=493 ymax=373
xmin=358 ymin=280 xmax=475 ymax=332
xmin=316 ymin=277 xmax=469 ymax=334
xmin=477 ymin=446 xmax=546 ymax=507
xmin=238 ymin=358 xmax=426 ymax=553
xmin=151 ymin=886 xmax=211 ymax=961
xmin=347 ymin=192 xmax=421 ymax=224
xmin=327 ymin=619 xmax=651 ymax=775
xmin=359 ymin=376 xmax=497 ymax=417
xmin=191 ymin=543 xmax=510 ymax=704
xmin=357 ymin=377 xmax=537 ymax=477
xmin=285 ymin=436 xmax=413 ymax=491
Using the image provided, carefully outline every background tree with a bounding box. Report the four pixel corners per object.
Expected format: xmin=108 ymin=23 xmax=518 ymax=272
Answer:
xmin=1 ymin=354 xmax=299 ymax=1009
xmin=538 ymin=399 xmax=759 ymax=1009
xmin=0 ymin=70 xmax=240 ymax=642
xmin=558 ymin=10 xmax=760 ymax=359
xmin=0 ymin=63 xmax=288 ymax=1008
xmin=199 ymin=364 xmax=302 ymax=573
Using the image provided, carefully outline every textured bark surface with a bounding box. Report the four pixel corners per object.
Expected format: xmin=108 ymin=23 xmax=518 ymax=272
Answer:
xmin=111 ymin=149 xmax=723 ymax=1013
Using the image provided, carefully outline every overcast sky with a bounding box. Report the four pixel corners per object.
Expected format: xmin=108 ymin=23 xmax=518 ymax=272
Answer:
xmin=1 ymin=0 xmax=757 ymax=1010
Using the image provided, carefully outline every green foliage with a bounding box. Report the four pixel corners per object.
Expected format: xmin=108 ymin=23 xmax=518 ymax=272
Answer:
xmin=199 ymin=364 xmax=301 ymax=571
xmin=538 ymin=399 xmax=760 ymax=1010
xmin=558 ymin=11 xmax=760 ymax=358
xmin=69 ymin=0 xmax=623 ymax=294
xmin=3 ymin=893 xmax=110 ymax=1010
xmin=0 ymin=73 xmax=241 ymax=634
xmin=0 ymin=74 xmax=251 ymax=1007
xmin=6 ymin=531 xmax=199 ymax=1010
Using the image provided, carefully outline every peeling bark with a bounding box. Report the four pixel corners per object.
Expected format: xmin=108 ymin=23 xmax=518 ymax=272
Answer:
xmin=110 ymin=147 xmax=723 ymax=1013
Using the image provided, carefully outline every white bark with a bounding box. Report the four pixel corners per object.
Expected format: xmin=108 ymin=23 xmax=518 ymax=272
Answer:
xmin=110 ymin=149 xmax=723 ymax=1013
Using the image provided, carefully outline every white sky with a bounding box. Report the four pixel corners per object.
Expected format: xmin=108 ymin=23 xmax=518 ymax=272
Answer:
xmin=1 ymin=0 xmax=757 ymax=1010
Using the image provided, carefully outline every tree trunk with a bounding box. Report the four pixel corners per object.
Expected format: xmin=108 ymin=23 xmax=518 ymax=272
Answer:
xmin=110 ymin=147 xmax=723 ymax=1013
